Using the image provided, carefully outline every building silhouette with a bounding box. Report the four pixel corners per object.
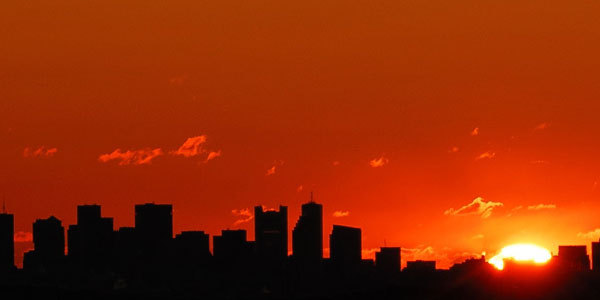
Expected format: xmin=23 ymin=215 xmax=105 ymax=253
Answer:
xmin=67 ymin=205 xmax=114 ymax=270
xmin=0 ymin=212 xmax=14 ymax=271
xmin=375 ymin=247 xmax=401 ymax=273
xmin=405 ymin=260 xmax=436 ymax=272
xmin=134 ymin=203 xmax=173 ymax=265
xmin=174 ymin=231 xmax=211 ymax=268
xmin=254 ymin=205 xmax=287 ymax=262
xmin=330 ymin=225 xmax=362 ymax=266
xmin=592 ymin=240 xmax=600 ymax=271
xmin=292 ymin=200 xmax=323 ymax=263
xmin=557 ymin=245 xmax=590 ymax=271
xmin=213 ymin=229 xmax=253 ymax=264
xmin=24 ymin=216 xmax=65 ymax=271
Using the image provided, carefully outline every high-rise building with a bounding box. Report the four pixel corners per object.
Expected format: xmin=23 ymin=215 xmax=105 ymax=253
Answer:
xmin=135 ymin=203 xmax=173 ymax=263
xmin=174 ymin=231 xmax=211 ymax=264
xmin=0 ymin=212 xmax=14 ymax=271
xmin=330 ymin=225 xmax=361 ymax=265
xmin=67 ymin=205 xmax=114 ymax=270
xmin=292 ymin=201 xmax=323 ymax=263
xmin=592 ymin=240 xmax=600 ymax=271
xmin=557 ymin=245 xmax=590 ymax=271
xmin=255 ymin=205 xmax=287 ymax=261
xmin=213 ymin=229 xmax=253 ymax=264
xmin=25 ymin=216 xmax=65 ymax=271
xmin=375 ymin=247 xmax=400 ymax=273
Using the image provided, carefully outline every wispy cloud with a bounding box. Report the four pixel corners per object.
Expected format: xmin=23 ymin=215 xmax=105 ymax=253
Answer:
xmin=448 ymin=146 xmax=459 ymax=153
xmin=527 ymin=203 xmax=556 ymax=210
xmin=470 ymin=127 xmax=479 ymax=136
xmin=23 ymin=146 xmax=57 ymax=158
xmin=232 ymin=208 xmax=254 ymax=225
xmin=369 ymin=156 xmax=389 ymax=168
xmin=14 ymin=231 xmax=33 ymax=243
xmin=172 ymin=135 xmax=208 ymax=157
xmin=204 ymin=150 xmax=222 ymax=163
xmin=472 ymin=234 xmax=485 ymax=240
xmin=530 ymin=160 xmax=550 ymax=165
xmin=99 ymin=148 xmax=163 ymax=165
xmin=577 ymin=229 xmax=600 ymax=241
xmin=534 ymin=122 xmax=550 ymax=131
xmin=475 ymin=151 xmax=496 ymax=160
xmin=266 ymin=160 xmax=284 ymax=176
xmin=444 ymin=197 xmax=503 ymax=219
xmin=333 ymin=211 xmax=349 ymax=217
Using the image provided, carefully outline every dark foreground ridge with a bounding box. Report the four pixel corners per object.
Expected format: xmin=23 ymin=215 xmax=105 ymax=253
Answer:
xmin=2 ymin=200 xmax=600 ymax=299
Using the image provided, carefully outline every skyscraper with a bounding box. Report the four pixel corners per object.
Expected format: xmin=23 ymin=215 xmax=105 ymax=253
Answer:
xmin=0 ymin=212 xmax=14 ymax=271
xmin=255 ymin=205 xmax=287 ymax=261
xmin=67 ymin=205 xmax=114 ymax=270
xmin=174 ymin=231 xmax=211 ymax=265
xmin=558 ymin=245 xmax=590 ymax=271
xmin=135 ymin=203 xmax=173 ymax=263
xmin=330 ymin=225 xmax=361 ymax=265
xmin=375 ymin=247 xmax=401 ymax=273
xmin=592 ymin=240 xmax=600 ymax=271
xmin=25 ymin=216 xmax=65 ymax=271
xmin=292 ymin=201 xmax=323 ymax=262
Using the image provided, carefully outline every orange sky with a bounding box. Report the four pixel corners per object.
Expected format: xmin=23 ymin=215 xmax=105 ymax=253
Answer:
xmin=2 ymin=0 xmax=600 ymax=268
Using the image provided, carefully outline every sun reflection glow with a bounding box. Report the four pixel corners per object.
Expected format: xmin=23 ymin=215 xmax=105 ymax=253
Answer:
xmin=488 ymin=243 xmax=552 ymax=270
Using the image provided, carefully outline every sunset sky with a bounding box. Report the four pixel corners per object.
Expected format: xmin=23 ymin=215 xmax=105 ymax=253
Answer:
xmin=2 ymin=0 xmax=600 ymax=268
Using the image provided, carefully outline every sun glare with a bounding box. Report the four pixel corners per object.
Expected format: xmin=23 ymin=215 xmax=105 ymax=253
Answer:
xmin=488 ymin=244 xmax=552 ymax=270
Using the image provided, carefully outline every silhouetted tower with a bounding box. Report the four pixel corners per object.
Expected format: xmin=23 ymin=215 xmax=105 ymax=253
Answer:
xmin=255 ymin=205 xmax=288 ymax=261
xmin=0 ymin=212 xmax=14 ymax=271
xmin=330 ymin=225 xmax=361 ymax=265
xmin=558 ymin=245 xmax=590 ymax=271
xmin=375 ymin=247 xmax=401 ymax=273
xmin=292 ymin=200 xmax=323 ymax=262
xmin=592 ymin=240 xmax=600 ymax=271
xmin=25 ymin=216 xmax=65 ymax=271
xmin=213 ymin=229 xmax=253 ymax=264
xmin=174 ymin=231 xmax=211 ymax=267
xmin=67 ymin=205 xmax=114 ymax=270
xmin=135 ymin=203 xmax=173 ymax=263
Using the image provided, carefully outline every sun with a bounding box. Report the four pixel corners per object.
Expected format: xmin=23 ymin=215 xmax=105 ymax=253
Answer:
xmin=488 ymin=243 xmax=552 ymax=270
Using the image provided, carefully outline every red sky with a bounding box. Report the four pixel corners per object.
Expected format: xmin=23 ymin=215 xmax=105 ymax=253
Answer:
xmin=2 ymin=0 xmax=600 ymax=268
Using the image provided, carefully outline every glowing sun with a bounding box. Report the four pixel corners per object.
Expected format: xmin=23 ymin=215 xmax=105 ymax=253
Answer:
xmin=488 ymin=243 xmax=552 ymax=270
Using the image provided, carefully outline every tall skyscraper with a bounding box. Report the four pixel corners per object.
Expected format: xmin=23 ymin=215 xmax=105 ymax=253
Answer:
xmin=330 ymin=225 xmax=361 ymax=265
xmin=135 ymin=203 xmax=173 ymax=263
xmin=292 ymin=200 xmax=323 ymax=262
xmin=25 ymin=216 xmax=65 ymax=270
xmin=375 ymin=247 xmax=401 ymax=273
xmin=0 ymin=212 xmax=14 ymax=271
xmin=67 ymin=205 xmax=114 ymax=270
xmin=592 ymin=240 xmax=600 ymax=271
xmin=255 ymin=205 xmax=287 ymax=261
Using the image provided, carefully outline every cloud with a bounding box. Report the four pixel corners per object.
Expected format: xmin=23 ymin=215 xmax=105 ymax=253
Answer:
xmin=369 ymin=156 xmax=389 ymax=168
xmin=470 ymin=127 xmax=479 ymax=136
xmin=530 ymin=160 xmax=550 ymax=165
xmin=577 ymin=229 xmax=600 ymax=241
xmin=14 ymin=231 xmax=33 ymax=243
xmin=203 ymin=150 xmax=222 ymax=163
xmin=475 ymin=151 xmax=496 ymax=160
xmin=333 ymin=211 xmax=349 ymax=217
xmin=232 ymin=208 xmax=254 ymax=225
xmin=527 ymin=203 xmax=556 ymax=210
xmin=444 ymin=197 xmax=503 ymax=219
xmin=448 ymin=146 xmax=459 ymax=153
xmin=23 ymin=146 xmax=57 ymax=158
xmin=534 ymin=123 xmax=550 ymax=131
xmin=98 ymin=148 xmax=163 ymax=165
xmin=171 ymin=135 xmax=208 ymax=157
xmin=266 ymin=160 xmax=284 ymax=176
xmin=472 ymin=234 xmax=485 ymax=240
